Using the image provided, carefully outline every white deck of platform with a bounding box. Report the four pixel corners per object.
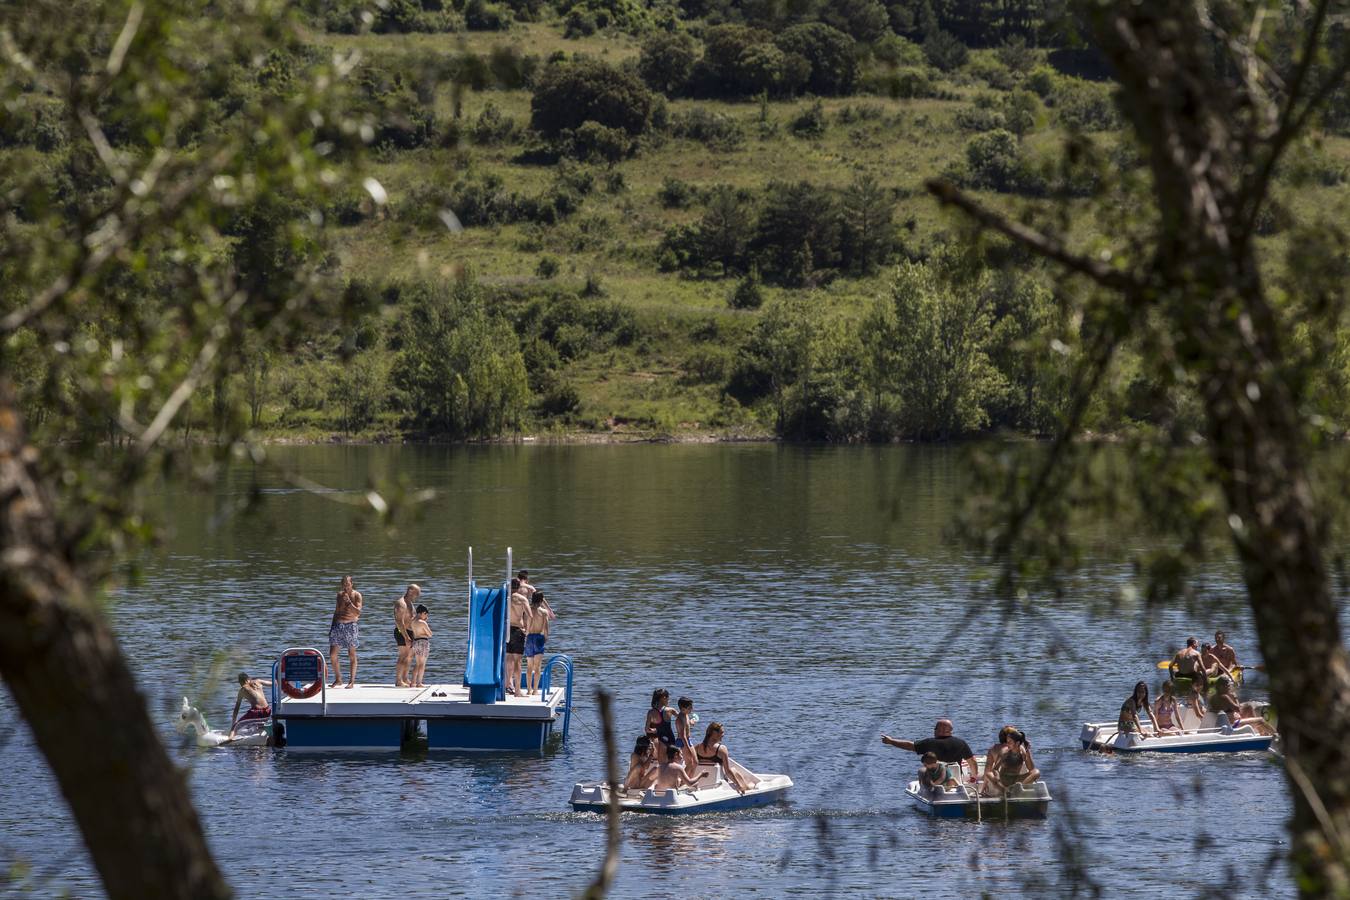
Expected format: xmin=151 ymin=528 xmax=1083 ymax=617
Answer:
xmin=278 ymin=683 xmax=565 ymax=719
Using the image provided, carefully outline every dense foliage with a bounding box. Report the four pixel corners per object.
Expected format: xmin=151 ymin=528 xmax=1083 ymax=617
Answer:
xmin=6 ymin=0 xmax=1345 ymax=445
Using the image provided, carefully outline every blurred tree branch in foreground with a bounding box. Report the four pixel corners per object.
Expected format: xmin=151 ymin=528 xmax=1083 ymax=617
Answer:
xmin=932 ymin=1 xmax=1350 ymax=895
xmin=0 ymin=0 xmax=380 ymax=894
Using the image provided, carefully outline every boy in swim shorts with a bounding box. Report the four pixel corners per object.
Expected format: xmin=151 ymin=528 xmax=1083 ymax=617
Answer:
xmin=524 ymin=591 xmax=553 ymax=698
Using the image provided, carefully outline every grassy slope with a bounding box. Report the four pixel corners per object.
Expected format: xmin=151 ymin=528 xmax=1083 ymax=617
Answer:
xmin=314 ymin=23 xmax=1012 ymax=437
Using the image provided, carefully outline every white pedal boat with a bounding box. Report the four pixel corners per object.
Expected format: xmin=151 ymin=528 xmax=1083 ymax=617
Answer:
xmin=905 ymin=756 xmax=1051 ymax=819
xmin=571 ymin=763 xmax=791 ymax=815
xmin=1080 ymin=709 xmax=1274 ymax=754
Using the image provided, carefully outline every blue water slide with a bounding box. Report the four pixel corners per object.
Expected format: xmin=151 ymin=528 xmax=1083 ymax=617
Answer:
xmin=464 ymin=580 xmax=508 ymax=704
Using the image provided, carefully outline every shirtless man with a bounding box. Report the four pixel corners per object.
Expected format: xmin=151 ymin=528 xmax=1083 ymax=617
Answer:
xmin=524 ymin=591 xmax=556 ymax=698
xmin=228 ymin=672 xmax=273 ymax=740
xmin=516 ymin=570 xmax=536 ymax=600
xmin=328 ymin=575 xmax=363 ymax=689
xmin=1170 ymin=637 xmax=1204 ymax=680
xmin=653 ymin=744 xmax=700 ymax=793
xmin=1201 ymin=643 xmax=1235 ymax=681
xmin=393 ymin=584 xmax=420 ymax=687
xmin=505 ymin=578 xmax=529 ymax=697
xmin=1213 ymin=631 xmax=1239 ymax=671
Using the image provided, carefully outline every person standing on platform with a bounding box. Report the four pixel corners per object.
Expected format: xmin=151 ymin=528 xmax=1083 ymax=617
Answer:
xmin=407 ymin=604 xmax=433 ymax=689
xmin=328 ymin=574 xmax=363 ymax=689
xmin=524 ymin=591 xmax=555 ymax=697
xmin=393 ymin=584 xmax=420 ymax=687
xmin=506 ymin=578 xmax=530 ymax=697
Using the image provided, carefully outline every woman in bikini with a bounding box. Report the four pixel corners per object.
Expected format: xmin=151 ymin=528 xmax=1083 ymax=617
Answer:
xmin=1153 ymin=680 xmax=1184 ymax=734
xmin=1124 ymin=681 xmax=1161 ymax=734
xmin=645 ymin=689 xmax=677 ymax=750
xmin=987 ymin=727 xmax=1039 ymax=793
xmin=693 ymin=722 xmax=752 ymax=795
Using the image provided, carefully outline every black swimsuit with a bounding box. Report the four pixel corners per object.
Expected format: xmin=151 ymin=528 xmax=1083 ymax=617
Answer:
xmin=649 ymin=709 xmax=676 ymax=746
xmin=695 ymin=742 xmax=722 ymax=765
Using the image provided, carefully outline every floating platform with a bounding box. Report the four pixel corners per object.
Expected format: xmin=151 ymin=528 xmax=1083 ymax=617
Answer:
xmin=267 ymin=546 xmax=575 ymax=753
xmin=570 ymin=764 xmax=792 ymax=815
xmin=275 ymin=680 xmax=570 ymax=752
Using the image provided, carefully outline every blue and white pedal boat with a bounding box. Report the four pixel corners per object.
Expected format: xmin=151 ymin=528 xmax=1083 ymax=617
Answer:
xmin=905 ymin=763 xmax=1052 ymax=820
xmin=1079 ymin=720 xmax=1274 ymax=754
xmin=570 ymin=764 xmax=792 ymax=815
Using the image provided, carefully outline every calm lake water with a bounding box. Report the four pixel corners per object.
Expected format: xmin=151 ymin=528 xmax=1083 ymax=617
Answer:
xmin=0 ymin=444 xmax=1292 ymax=897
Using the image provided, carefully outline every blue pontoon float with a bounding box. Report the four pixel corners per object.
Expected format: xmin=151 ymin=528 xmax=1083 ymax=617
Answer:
xmin=269 ymin=548 xmax=574 ymax=752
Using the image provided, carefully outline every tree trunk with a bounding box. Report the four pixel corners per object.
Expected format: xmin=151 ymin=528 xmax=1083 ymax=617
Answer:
xmin=1086 ymin=6 xmax=1350 ymax=893
xmin=0 ymin=382 xmax=231 ymax=900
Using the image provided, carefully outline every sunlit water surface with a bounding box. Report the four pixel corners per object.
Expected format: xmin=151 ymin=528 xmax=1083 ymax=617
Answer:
xmin=0 ymin=445 xmax=1294 ymax=897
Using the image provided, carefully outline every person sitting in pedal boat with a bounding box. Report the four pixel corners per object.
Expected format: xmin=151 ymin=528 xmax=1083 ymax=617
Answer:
xmin=1153 ymin=681 xmax=1184 ymax=735
xmin=881 ymin=719 xmax=979 ymax=784
xmin=989 ymin=728 xmax=1039 ymax=794
xmin=1183 ymin=673 xmax=1208 ymax=728
xmin=918 ymin=752 xmax=955 ymax=795
xmin=625 ymin=735 xmax=658 ymax=791
xmin=1123 ymin=681 xmax=1161 ymax=734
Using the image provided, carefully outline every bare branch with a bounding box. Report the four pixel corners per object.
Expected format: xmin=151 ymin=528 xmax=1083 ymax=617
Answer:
xmin=582 ymin=688 xmax=621 ymax=900
xmin=925 ymin=179 xmax=1140 ymax=293
xmin=106 ymin=2 xmax=144 ymax=76
xmin=1241 ymin=0 xmax=1345 ymax=241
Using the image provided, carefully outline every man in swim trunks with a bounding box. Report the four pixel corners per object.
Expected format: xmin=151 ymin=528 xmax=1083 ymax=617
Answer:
xmin=505 ymin=578 xmax=529 ymax=697
xmin=328 ymin=575 xmax=363 ymax=689
xmin=228 ymin=672 xmax=273 ymax=740
xmin=524 ymin=591 xmax=555 ymax=698
xmin=393 ymin=583 xmax=420 ymax=687
xmin=881 ymin=719 xmax=979 ymax=783
xmin=1171 ymin=637 xmax=1204 ymax=680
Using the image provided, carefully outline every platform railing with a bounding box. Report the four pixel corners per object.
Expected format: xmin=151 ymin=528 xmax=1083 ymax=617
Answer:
xmin=538 ymin=653 xmax=574 ymax=742
xmin=272 ymin=647 xmax=329 ymax=716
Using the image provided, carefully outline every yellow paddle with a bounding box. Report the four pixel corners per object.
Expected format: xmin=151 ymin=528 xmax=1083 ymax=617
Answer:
xmin=1154 ymin=660 xmax=1265 ymax=672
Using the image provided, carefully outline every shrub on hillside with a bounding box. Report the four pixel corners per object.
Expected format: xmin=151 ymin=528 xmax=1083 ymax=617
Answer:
xmin=658 ymin=176 xmax=697 ymax=208
xmin=693 ymin=24 xmax=806 ymax=98
xmin=775 ymin=23 xmax=859 ymax=96
xmin=321 ymin=0 xmax=458 ymax=34
xmin=1051 ymin=79 xmax=1119 ymax=131
xmin=789 ymin=100 xmax=828 ymax=138
xmin=923 ymin=29 xmax=968 ymax=72
xmin=958 ymin=129 xmax=1045 ymax=194
xmin=0 ymin=97 xmax=68 ymax=151
xmin=637 ymin=31 xmax=699 ymax=95
xmin=530 ymin=57 xmax=656 ymax=138
xmin=996 ymin=36 xmax=1037 ymax=74
xmin=728 ymin=268 xmax=765 ymax=309
xmin=563 ymin=121 xmax=634 ymax=162
xmin=669 ymin=107 xmax=744 ymax=150
xmin=563 ymin=9 xmax=597 ymax=37
xmin=954 ymin=100 xmax=1007 ymax=133
xmin=968 ymin=57 xmax=1014 ymax=91
xmin=751 ymin=181 xmax=842 ymax=286
xmin=464 ymin=0 xmax=511 ymax=30
xmin=821 ymin=0 xmax=889 ymax=43
xmin=470 ymin=102 xmax=521 ymax=144
xmin=872 ymin=34 xmax=924 ymax=67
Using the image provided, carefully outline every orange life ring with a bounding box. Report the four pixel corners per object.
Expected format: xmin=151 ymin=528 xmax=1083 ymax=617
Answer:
xmin=279 ymin=650 xmax=324 ymax=699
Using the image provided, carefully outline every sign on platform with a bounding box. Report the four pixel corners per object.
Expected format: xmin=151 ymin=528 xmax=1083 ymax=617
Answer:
xmin=286 ymin=655 xmax=321 ymax=683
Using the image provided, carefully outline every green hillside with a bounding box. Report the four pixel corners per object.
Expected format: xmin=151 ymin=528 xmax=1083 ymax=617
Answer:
xmin=7 ymin=1 xmax=1350 ymax=442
